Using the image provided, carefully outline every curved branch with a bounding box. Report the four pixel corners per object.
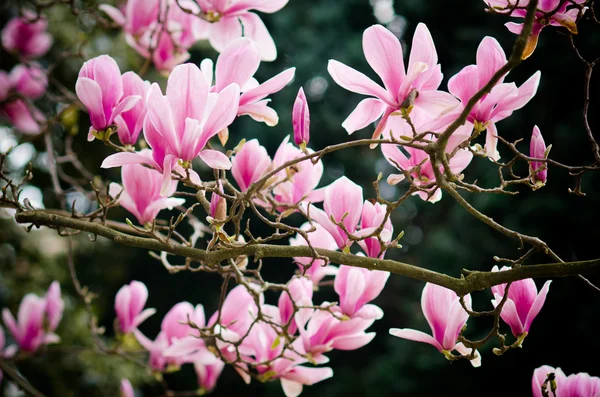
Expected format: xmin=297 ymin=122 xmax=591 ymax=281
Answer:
xmin=15 ymin=210 xmax=600 ymax=296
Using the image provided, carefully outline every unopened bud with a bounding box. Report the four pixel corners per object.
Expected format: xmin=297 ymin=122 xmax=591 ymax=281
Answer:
xmin=209 ymin=184 xmax=227 ymax=222
xmin=292 ymin=87 xmax=310 ymax=147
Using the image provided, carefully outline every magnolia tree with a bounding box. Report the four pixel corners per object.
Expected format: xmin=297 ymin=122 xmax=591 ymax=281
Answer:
xmin=0 ymin=0 xmax=599 ymax=396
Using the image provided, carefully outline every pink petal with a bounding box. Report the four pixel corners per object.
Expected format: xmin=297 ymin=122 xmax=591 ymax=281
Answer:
xmin=524 ymin=280 xmax=551 ymax=332
xmin=201 ymin=83 xmax=240 ymax=145
xmin=238 ymin=12 xmax=277 ymax=61
xmin=101 ymin=152 xmax=161 ymax=170
xmin=75 ymin=77 xmax=106 ymax=130
xmin=363 ymin=25 xmax=405 ymax=95
xmin=146 ymin=83 xmax=178 ymax=153
xmin=415 ymin=90 xmax=459 ymax=117
xmin=98 ymin=4 xmax=126 ymax=26
xmin=447 ymin=64 xmax=479 ymax=104
xmin=477 ymin=36 xmax=507 ymax=86
xmin=238 ymin=100 xmax=279 ymax=126
xmin=341 ymin=98 xmax=387 ymax=135
xmin=328 ymin=60 xmax=395 ymax=106
xmin=408 ymin=23 xmax=438 ymax=71
xmin=198 ymin=149 xmax=232 ymax=170
xmin=239 ymin=67 xmax=296 ymax=106
xmin=389 ymin=328 xmax=443 ymax=351
xmin=208 ymin=16 xmax=243 ymax=54
xmin=166 ymin=63 xmax=209 ymax=138
xmin=215 ymin=38 xmax=261 ymax=92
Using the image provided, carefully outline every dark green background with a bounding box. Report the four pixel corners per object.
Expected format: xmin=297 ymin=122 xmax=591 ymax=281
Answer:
xmin=1 ymin=0 xmax=599 ymax=395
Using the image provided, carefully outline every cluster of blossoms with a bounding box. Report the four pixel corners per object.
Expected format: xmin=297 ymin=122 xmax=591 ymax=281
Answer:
xmin=0 ymin=0 xmax=592 ymax=395
xmin=0 ymin=282 xmax=64 ymax=385
xmin=113 ymin=270 xmax=388 ymax=395
xmin=0 ymin=12 xmax=52 ymax=135
xmin=100 ymin=0 xmax=288 ymax=73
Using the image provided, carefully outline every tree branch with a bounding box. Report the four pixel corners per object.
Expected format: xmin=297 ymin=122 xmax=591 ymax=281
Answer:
xmin=15 ymin=210 xmax=600 ymax=296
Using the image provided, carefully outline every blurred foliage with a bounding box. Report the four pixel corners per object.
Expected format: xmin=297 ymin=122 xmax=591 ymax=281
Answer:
xmin=1 ymin=0 xmax=600 ymax=396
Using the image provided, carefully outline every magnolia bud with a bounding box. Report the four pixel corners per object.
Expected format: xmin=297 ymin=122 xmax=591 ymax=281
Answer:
xmin=210 ymin=184 xmax=227 ymax=222
xmin=529 ymin=125 xmax=548 ymax=185
xmin=292 ymin=87 xmax=310 ymax=148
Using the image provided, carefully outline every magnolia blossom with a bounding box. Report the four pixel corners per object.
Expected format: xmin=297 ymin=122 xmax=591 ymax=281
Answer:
xmin=120 ymin=379 xmax=134 ymax=397
xmin=100 ymin=0 xmax=207 ymax=73
xmin=76 ymin=55 xmax=142 ymax=140
xmin=334 ymin=265 xmax=388 ymax=320
xmin=303 ymin=176 xmax=362 ymax=250
xmin=1 ymin=12 xmax=53 ymax=58
xmin=293 ymin=87 xmax=310 ymax=147
xmin=289 ymin=223 xmax=338 ymax=284
xmin=109 ymin=154 xmax=185 ymax=225
xmin=358 ymin=201 xmax=393 ymax=258
xmin=231 ymin=139 xmax=272 ymax=191
xmin=485 ymin=0 xmax=587 ymax=59
xmin=8 ymin=64 xmax=48 ymax=99
xmin=113 ymin=72 xmax=150 ymax=146
xmin=491 ymin=266 xmax=551 ymax=338
xmin=209 ymin=183 xmax=227 ymax=222
xmin=381 ymin=115 xmax=473 ymax=203
xmin=298 ymin=307 xmax=378 ymax=359
xmin=530 ymin=125 xmax=548 ymax=185
xmin=201 ymin=38 xmax=296 ymax=126
xmin=195 ymin=0 xmax=290 ymax=61
xmin=195 ymin=360 xmax=225 ymax=394
xmin=135 ymin=302 xmax=216 ymax=371
xmin=389 ymin=283 xmax=481 ymax=367
xmin=328 ymin=24 xmax=458 ymax=139
xmin=114 ymin=281 xmax=156 ymax=334
xmin=271 ymin=136 xmax=324 ymax=207
xmin=144 ymin=63 xmax=240 ymax=190
xmin=448 ymin=36 xmax=540 ymax=160
xmin=532 ymin=366 xmax=600 ymax=397
xmin=0 ymin=65 xmax=48 ymax=135
xmin=237 ymin=305 xmax=333 ymax=397
xmin=2 ymin=282 xmax=64 ymax=353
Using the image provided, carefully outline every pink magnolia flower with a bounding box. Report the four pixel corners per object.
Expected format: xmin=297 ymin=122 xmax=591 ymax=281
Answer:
xmin=108 ymin=152 xmax=185 ymax=225
xmin=201 ymin=38 xmax=295 ymax=126
xmin=238 ymin=306 xmax=333 ymax=396
xmin=1 ymin=12 xmax=53 ymax=59
xmin=195 ymin=0 xmax=289 ymax=61
xmin=530 ymin=125 xmax=548 ymax=185
xmin=278 ymin=276 xmax=314 ymax=335
xmin=0 ymin=66 xmax=47 ymax=135
xmin=389 ymin=283 xmax=481 ymax=367
xmin=8 ymin=64 xmax=48 ymax=99
xmin=75 ymin=55 xmax=142 ymax=140
xmin=298 ymin=308 xmax=377 ymax=358
xmin=289 ymin=223 xmax=338 ymax=284
xmin=491 ymin=265 xmax=551 ymax=338
xmin=100 ymin=0 xmax=207 ymax=73
xmin=231 ymin=138 xmax=272 ymax=191
xmin=120 ymin=379 xmax=134 ymax=397
xmin=293 ymin=87 xmax=310 ymax=147
xmin=114 ymin=281 xmax=156 ymax=334
xmin=532 ymin=366 xmax=600 ymax=397
xmin=271 ymin=136 xmax=324 ymax=207
xmin=358 ymin=201 xmax=393 ymax=258
xmin=303 ymin=176 xmax=362 ymax=250
xmin=144 ymin=63 xmax=240 ymax=189
xmin=381 ymin=115 xmax=473 ymax=203
xmin=135 ymin=302 xmax=215 ymax=371
xmin=334 ymin=265 xmax=388 ymax=320
xmin=328 ymin=24 xmax=458 ymax=139
xmin=1 ymin=99 xmax=45 ymax=135
xmin=448 ymin=36 xmax=540 ymax=160
xmin=2 ymin=282 xmax=64 ymax=353
xmin=195 ymin=359 xmax=225 ymax=394
xmin=485 ymin=0 xmax=586 ymax=59
xmin=114 ymin=72 xmax=150 ymax=146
